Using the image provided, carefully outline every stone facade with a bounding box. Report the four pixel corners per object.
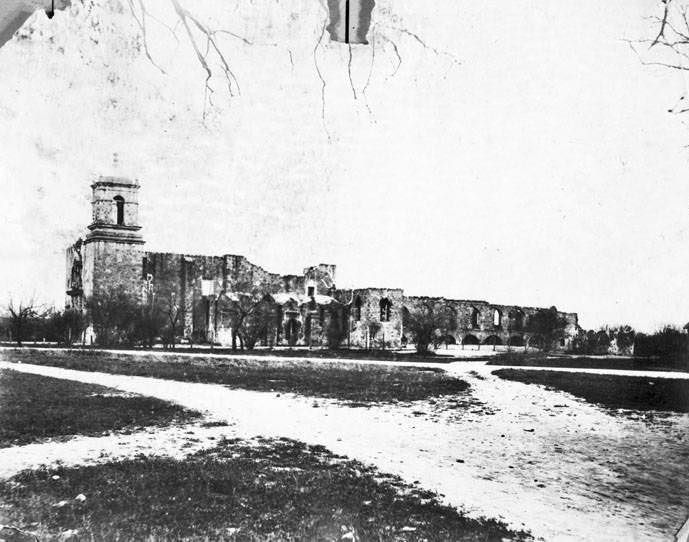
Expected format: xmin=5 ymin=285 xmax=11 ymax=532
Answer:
xmin=401 ymin=296 xmax=578 ymax=349
xmin=66 ymin=176 xmax=578 ymax=349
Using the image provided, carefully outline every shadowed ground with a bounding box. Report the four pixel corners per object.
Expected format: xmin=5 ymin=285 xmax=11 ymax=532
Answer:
xmin=492 ymin=368 xmax=689 ymax=413
xmin=0 ymin=368 xmax=200 ymax=447
xmin=0 ymin=437 xmax=531 ymax=541
xmin=1 ymin=348 xmax=470 ymax=405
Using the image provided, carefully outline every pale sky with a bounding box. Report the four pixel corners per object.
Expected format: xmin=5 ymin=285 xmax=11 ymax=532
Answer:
xmin=0 ymin=0 xmax=687 ymax=332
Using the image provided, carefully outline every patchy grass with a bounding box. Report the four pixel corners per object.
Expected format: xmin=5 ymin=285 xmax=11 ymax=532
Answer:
xmin=487 ymin=353 xmax=689 ymax=373
xmin=2 ymin=349 xmax=470 ymax=405
xmin=0 ymin=369 xmax=200 ymax=448
xmin=0 ymin=342 xmax=466 ymax=362
xmin=0 ymin=437 xmax=532 ymax=541
xmin=493 ymin=368 xmax=689 ymax=414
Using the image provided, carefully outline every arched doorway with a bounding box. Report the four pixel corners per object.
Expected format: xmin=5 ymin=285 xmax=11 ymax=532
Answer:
xmin=462 ymin=334 xmax=479 ymax=345
xmin=483 ymin=334 xmax=503 ymax=351
xmin=284 ymin=316 xmax=301 ymax=346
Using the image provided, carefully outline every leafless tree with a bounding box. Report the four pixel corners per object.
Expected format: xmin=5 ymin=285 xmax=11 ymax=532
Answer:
xmin=86 ymin=286 xmax=139 ymax=346
xmin=402 ymin=300 xmax=457 ymax=354
xmin=157 ymin=291 xmax=187 ymax=348
xmin=630 ymin=1 xmax=689 ymax=113
xmin=219 ymin=278 xmax=280 ymax=350
xmin=6 ymin=299 xmax=43 ymax=346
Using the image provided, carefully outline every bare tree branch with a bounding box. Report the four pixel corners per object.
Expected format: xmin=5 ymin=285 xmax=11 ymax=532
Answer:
xmin=651 ymin=0 xmax=671 ymax=47
xmin=126 ymin=0 xmax=165 ymax=73
xmin=362 ymin=32 xmax=377 ymax=120
xmin=313 ymin=18 xmax=331 ymax=140
xmin=376 ymin=30 xmax=402 ymax=78
xmin=380 ymin=23 xmax=461 ymax=68
xmin=632 ymin=2 xmax=689 ymax=114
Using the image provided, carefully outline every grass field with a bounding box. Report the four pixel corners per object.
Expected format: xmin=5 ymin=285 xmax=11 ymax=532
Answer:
xmin=0 ymin=342 xmax=465 ymax=362
xmin=1 ymin=349 xmax=470 ymax=405
xmin=0 ymin=437 xmax=532 ymax=541
xmin=0 ymin=369 xmax=200 ymax=448
xmin=493 ymin=368 xmax=689 ymax=414
xmin=487 ymin=353 xmax=689 ymax=373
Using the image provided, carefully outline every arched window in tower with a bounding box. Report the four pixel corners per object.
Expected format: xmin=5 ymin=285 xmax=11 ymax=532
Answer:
xmin=470 ymin=307 xmax=479 ymax=329
xmin=354 ymin=295 xmax=362 ymax=321
xmin=493 ymin=309 xmax=502 ymax=328
xmin=379 ymin=298 xmax=392 ymax=322
xmin=113 ymin=196 xmax=125 ymax=225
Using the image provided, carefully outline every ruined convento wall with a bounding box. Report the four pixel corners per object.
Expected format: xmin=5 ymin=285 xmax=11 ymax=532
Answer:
xmin=401 ymin=296 xmax=578 ymax=349
xmin=334 ymin=288 xmax=404 ymax=349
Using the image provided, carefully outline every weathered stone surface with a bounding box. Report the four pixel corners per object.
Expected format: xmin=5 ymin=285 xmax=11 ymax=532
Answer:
xmin=66 ymin=177 xmax=578 ymax=349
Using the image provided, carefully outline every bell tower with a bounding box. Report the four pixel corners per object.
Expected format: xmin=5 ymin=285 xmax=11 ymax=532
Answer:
xmin=81 ymin=158 xmax=145 ymax=304
xmin=86 ymin=175 xmax=144 ymax=245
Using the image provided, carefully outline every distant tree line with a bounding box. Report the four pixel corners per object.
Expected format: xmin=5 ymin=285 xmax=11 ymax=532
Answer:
xmin=4 ymin=290 xmax=689 ymax=365
xmin=0 ymin=288 xmax=177 ymax=348
xmin=573 ymin=325 xmax=636 ymax=355
xmin=86 ymin=286 xmax=179 ymax=348
xmin=0 ymin=299 xmax=86 ymax=346
xmin=524 ymin=306 xmax=569 ymax=352
xmin=573 ymin=324 xmax=689 ymax=367
xmin=633 ymin=326 xmax=688 ymax=361
xmin=1 ymin=279 xmax=348 ymax=350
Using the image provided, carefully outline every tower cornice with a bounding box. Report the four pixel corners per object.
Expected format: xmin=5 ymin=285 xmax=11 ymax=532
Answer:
xmin=87 ymin=223 xmax=142 ymax=232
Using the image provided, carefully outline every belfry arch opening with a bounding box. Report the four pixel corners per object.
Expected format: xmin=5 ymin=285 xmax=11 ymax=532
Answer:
xmin=113 ymin=195 xmax=125 ymax=226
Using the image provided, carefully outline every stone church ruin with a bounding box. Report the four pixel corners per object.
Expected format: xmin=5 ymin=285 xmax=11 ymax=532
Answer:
xmin=66 ymin=174 xmax=578 ymax=349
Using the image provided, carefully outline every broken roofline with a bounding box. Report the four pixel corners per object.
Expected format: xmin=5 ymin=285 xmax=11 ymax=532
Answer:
xmin=145 ymin=250 xmax=334 ymax=281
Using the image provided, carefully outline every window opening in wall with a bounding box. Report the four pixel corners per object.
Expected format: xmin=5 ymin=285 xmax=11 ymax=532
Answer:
xmin=275 ymin=306 xmax=283 ymax=342
xmin=114 ymin=195 xmax=125 ymax=225
xmin=354 ymin=295 xmax=362 ymax=321
xmin=307 ymin=286 xmax=315 ymax=297
xmin=493 ymin=309 xmax=501 ymax=328
xmin=379 ymin=298 xmax=392 ymax=322
xmin=470 ymin=307 xmax=479 ymax=328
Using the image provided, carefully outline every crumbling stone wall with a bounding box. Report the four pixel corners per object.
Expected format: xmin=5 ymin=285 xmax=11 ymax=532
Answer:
xmin=225 ymin=254 xmax=283 ymax=292
xmin=337 ymin=288 xmax=404 ymax=349
xmin=72 ymin=231 xmax=579 ymax=350
xmin=139 ymin=252 xmax=339 ymax=345
xmin=68 ymin=175 xmax=578 ymax=349
xmin=400 ymin=297 xmax=578 ymax=350
xmin=303 ymin=264 xmax=337 ymax=295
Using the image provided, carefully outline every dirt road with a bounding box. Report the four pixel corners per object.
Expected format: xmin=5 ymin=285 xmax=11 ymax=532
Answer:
xmin=0 ymin=359 xmax=687 ymax=541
